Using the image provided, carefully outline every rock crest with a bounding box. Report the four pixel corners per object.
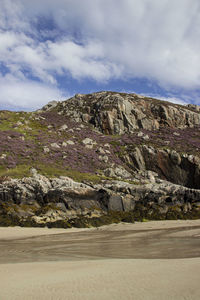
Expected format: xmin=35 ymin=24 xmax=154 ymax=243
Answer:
xmin=55 ymin=92 xmax=200 ymax=134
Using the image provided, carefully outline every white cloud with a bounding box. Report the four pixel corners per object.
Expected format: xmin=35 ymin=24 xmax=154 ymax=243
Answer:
xmin=0 ymin=30 xmax=117 ymax=84
xmin=150 ymin=95 xmax=189 ymax=106
xmin=0 ymin=0 xmax=31 ymax=32
xmin=1 ymin=0 xmax=200 ymax=108
xmin=50 ymin=0 xmax=200 ymax=90
xmin=0 ymin=74 xmax=64 ymax=110
xmin=47 ymin=40 xmax=120 ymax=81
xmin=120 ymin=89 xmax=190 ymax=106
xmin=146 ymin=93 xmax=200 ymax=106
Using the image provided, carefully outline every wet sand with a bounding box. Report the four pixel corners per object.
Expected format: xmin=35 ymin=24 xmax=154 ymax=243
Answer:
xmin=0 ymin=220 xmax=200 ymax=299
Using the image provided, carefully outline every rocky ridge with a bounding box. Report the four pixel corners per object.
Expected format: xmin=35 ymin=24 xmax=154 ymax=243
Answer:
xmin=0 ymin=91 xmax=200 ymax=227
xmin=0 ymin=170 xmax=200 ymax=227
xmin=55 ymin=92 xmax=200 ymax=134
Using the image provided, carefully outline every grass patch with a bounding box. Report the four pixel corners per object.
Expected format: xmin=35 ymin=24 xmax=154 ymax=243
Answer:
xmin=0 ymin=111 xmax=48 ymax=138
xmin=35 ymin=165 xmax=103 ymax=182
xmin=0 ymin=165 xmax=31 ymax=178
xmin=0 ymin=163 xmax=104 ymax=183
xmin=64 ymin=170 xmax=103 ymax=183
xmin=109 ymin=140 xmax=121 ymax=146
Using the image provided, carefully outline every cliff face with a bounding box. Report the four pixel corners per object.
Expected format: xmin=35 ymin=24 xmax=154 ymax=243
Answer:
xmin=54 ymin=92 xmax=200 ymax=134
xmin=0 ymin=91 xmax=200 ymax=227
xmin=124 ymin=145 xmax=200 ymax=189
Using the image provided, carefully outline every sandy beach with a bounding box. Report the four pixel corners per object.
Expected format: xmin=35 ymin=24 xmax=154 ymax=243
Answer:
xmin=0 ymin=220 xmax=200 ymax=299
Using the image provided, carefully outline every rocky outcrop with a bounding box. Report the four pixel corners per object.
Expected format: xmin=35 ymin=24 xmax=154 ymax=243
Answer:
xmin=37 ymin=100 xmax=59 ymax=112
xmin=124 ymin=145 xmax=200 ymax=189
xmin=104 ymin=179 xmax=200 ymax=213
xmin=54 ymin=92 xmax=200 ymax=134
xmin=187 ymin=104 xmax=200 ymax=112
xmin=0 ymin=172 xmax=102 ymax=221
xmin=103 ymin=165 xmax=132 ymax=180
xmin=0 ymin=171 xmax=199 ymax=226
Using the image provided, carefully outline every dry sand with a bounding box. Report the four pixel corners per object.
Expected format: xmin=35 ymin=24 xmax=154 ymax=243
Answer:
xmin=0 ymin=220 xmax=200 ymax=300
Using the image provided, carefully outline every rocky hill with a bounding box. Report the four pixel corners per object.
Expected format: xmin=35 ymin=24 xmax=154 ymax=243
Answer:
xmin=0 ymin=91 xmax=200 ymax=227
xmin=54 ymin=92 xmax=200 ymax=134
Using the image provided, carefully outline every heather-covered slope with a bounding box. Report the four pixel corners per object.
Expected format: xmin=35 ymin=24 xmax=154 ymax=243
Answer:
xmin=0 ymin=91 xmax=200 ymax=226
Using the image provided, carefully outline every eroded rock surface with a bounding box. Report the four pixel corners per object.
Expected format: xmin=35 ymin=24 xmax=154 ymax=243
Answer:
xmin=55 ymin=92 xmax=200 ymax=134
xmin=123 ymin=145 xmax=200 ymax=189
xmin=0 ymin=172 xmax=200 ymax=226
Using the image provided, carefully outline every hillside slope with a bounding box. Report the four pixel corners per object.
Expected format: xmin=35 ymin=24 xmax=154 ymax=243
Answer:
xmin=0 ymin=92 xmax=200 ymax=227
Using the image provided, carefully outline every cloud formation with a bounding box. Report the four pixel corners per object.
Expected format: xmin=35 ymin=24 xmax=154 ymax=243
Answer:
xmin=0 ymin=74 xmax=64 ymax=110
xmin=0 ymin=0 xmax=200 ymax=109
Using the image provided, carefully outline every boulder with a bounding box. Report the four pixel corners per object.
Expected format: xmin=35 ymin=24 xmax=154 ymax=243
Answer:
xmin=103 ymin=166 xmax=132 ymax=180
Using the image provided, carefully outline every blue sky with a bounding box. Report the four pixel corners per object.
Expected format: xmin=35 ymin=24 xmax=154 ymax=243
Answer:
xmin=0 ymin=0 xmax=200 ymax=111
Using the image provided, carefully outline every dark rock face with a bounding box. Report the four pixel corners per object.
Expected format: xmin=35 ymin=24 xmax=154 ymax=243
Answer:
xmin=125 ymin=146 xmax=200 ymax=189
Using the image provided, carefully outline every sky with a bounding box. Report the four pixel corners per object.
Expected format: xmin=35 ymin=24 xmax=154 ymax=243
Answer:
xmin=0 ymin=0 xmax=200 ymax=111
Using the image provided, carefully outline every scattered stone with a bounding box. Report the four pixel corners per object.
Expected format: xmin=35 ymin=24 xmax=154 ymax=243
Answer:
xmin=50 ymin=143 xmax=60 ymax=149
xmin=104 ymin=166 xmax=132 ymax=179
xmin=137 ymin=132 xmax=144 ymax=137
xmin=59 ymin=124 xmax=68 ymax=131
xmin=105 ymin=150 xmax=110 ymax=154
xmin=96 ymin=147 xmax=105 ymax=154
xmin=98 ymin=155 xmax=109 ymax=163
xmin=82 ymin=138 xmax=97 ymax=145
xmin=142 ymin=134 xmax=150 ymax=141
xmin=85 ymin=145 xmax=93 ymax=149
xmin=66 ymin=140 xmax=75 ymax=145
xmin=43 ymin=146 xmax=50 ymax=153
xmin=104 ymin=143 xmax=110 ymax=148
xmin=173 ymin=132 xmax=180 ymax=136
xmin=30 ymin=167 xmax=38 ymax=177
xmin=25 ymin=126 xmax=32 ymax=131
